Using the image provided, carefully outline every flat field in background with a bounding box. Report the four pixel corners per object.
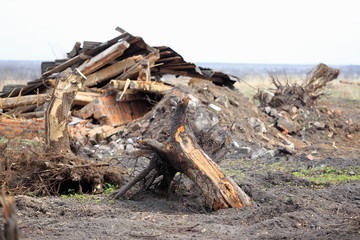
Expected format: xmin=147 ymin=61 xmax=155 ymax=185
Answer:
xmin=1 ymin=61 xmax=359 ymax=101
xmin=236 ymin=74 xmax=360 ymax=103
xmin=0 ymin=60 xmax=41 ymax=91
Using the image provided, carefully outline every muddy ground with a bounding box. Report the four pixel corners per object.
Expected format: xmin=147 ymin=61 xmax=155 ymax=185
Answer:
xmin=13 ymin=154 xmax=359 ymax=239
xmin=2 ymin=89 xmax=360 ymax=239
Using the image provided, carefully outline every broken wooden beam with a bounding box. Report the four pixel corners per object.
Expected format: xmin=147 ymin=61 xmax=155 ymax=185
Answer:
xmin=41 ymin=55 xmax=89 ymax=78
xmin=41 ymin=32 xmax=132 ymax=78
xmin=18 ymin=111 xmax=45 ymax=119
xmin=74 ymin=91 xmax=102 ymax=106
xmin=83 ymin=55 xmax=143 ymax=87
xmin=0 ymin=94 xmax=48 ymax=110
xmin=107 ymin=80 xmax=172 ymax=95
xmin=6 ymin=104 xmax=38 ymax=115
xmin=156 ymin=56 xmax=183 ymax=63
xmin=78 ymin=40 xmax=130 ymax=76
xmin=155 ymin=68 xmax=225 ymax=83
xmin=116 ymin=51 xmax=160 ymax=80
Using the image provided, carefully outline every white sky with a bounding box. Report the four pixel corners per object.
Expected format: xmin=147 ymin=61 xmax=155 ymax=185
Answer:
xmin=0 ymin=0 xmax=359 ymax=65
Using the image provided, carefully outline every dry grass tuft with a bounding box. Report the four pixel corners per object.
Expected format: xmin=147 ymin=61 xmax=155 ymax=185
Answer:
xmin=324 ymin=79 xmax=360 ymax=101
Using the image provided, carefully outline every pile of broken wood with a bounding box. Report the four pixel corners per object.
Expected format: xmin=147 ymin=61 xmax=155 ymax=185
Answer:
xmin=0 ymin=27 xmax=253 ymax=211
xmin=0 ymin=27 xmax=239 ymax=145
xmin=0 ymin=27 xmax=238 ymax=120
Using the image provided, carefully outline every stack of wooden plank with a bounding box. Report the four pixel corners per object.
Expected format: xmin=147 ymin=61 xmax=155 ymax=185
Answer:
xmin=0 ymin=27 xmax=239 ymax=126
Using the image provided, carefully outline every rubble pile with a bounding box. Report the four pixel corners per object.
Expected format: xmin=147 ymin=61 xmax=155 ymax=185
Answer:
xmin=254 ymin=63 xmax=360 ymax=159
xmin=0 ymin=27 xmax=359 ymax=198
xmin=0 ymin=27 xmax=246 ymax=198
xmin=0 ymin=27 xmax=239 ymax=148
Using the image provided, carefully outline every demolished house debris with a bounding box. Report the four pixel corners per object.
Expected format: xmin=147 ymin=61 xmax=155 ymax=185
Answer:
xmin=1 ymin=27 xmax=359 ymax=211
xmin=0 ymin=27 xmax=252 ymax=210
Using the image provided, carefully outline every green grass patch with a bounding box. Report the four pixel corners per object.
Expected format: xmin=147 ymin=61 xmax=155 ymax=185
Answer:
xmin=221 ymin=157 xmax=360 ymax=189
xmin=292 ymin=166 xmax=360 ymax=184
xmin=103 ymin=182 xmax=118 ymax=194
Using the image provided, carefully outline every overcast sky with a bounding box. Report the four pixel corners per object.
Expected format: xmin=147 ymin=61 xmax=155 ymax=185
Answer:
xmin=1 ymin=0 xmax=359 ymax=65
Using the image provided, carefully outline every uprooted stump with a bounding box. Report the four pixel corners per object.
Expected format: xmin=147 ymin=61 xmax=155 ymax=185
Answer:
xmin=110 ymin=86 xmax=252 ymax=211
xmin=256 ymin=63 xmax=340 ymax=108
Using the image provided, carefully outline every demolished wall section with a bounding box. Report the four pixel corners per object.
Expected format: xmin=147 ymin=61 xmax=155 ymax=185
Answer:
xmin=0 ymin=119 xmax=45 ymax=140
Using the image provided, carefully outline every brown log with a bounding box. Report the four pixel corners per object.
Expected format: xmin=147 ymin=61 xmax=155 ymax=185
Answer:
xmin=107 ymin=80 xmax=172 ymax=95
xmin=83 ymin=55 xmax=143 ymax=87
xmin=78 ymin=40 xmax=130 ymax=76
xmin=45 ymin=68 xmax=87 ymax=150
xmin=0 ymin=94 xmax=48 ymax=109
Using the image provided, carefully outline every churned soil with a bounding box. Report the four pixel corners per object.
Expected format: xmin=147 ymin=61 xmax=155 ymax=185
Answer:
xmin=13 ymin=155 xmax=360 ymax=240
xmin=1 ymin=82 xmax=359 ymax=239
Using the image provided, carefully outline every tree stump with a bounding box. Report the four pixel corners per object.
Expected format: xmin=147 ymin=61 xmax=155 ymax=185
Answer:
xmin=111 ymin=86 xmax=252 ymax=211
xmin=45 ymin=68 xmax=87 ymax=151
